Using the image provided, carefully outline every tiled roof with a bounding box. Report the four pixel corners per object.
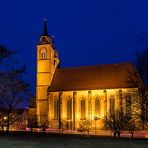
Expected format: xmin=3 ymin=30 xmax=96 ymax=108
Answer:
xmin=48 ymin=63 xmax=134 ymax=92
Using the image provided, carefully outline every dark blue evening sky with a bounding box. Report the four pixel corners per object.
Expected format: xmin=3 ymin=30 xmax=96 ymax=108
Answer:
xmin=0 ymin=0 xmax=148 ymax=96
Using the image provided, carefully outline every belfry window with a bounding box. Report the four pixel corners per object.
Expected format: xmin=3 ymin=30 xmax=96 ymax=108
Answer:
xmin=41 ymin=51 xmax=46 ymax=59
xmin=67 ymin=98 xmax=72 ymax=120
xmin=40 ymin=48 xmax=47 ymax=59
xmin=54 ymin=99 xmax=59 ymax=119
xmin=81 ymin=98 xmax=86 ymax=119
xmin=95 ymin=97 xmax=100 ymax=117
xmin=110 ymin=96 xmax=115 ymax=117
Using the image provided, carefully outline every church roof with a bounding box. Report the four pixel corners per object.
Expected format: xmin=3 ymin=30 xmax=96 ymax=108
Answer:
xmin=48 ymin=62 xmax=134 ymax=92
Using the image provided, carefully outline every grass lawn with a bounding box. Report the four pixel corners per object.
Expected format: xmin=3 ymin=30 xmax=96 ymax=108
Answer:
xmin=0 ymin=132 xmax=147 ymax=148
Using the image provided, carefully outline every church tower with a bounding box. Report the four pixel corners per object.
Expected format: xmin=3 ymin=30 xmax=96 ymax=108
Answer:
xmin=36 ymin=18 xmax=59 ymax=125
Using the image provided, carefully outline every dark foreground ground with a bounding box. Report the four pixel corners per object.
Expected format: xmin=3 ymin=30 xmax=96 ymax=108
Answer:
xmin=0 ymin=132 xmax=148 ymax=148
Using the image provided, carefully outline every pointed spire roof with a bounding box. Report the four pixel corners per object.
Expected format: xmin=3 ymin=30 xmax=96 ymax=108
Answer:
xmin=39 ymin=18 xmax=55 ymax=47
xmin=43 ymin=17 xmax=48 ymax=36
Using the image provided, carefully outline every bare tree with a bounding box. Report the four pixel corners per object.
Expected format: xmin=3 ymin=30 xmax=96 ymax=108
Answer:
xmin=124 ymin=116 xmax=137 ymax=139
xmin=135 ymin=50 xmax=148 ymax=129
xmin=106 ymin=109 xmax=124 ymax=138
xmin=126 ymin=54 xmax=148 ymax=129
xmin=0 ymin=68 xmax=30 ymax=132
xmin=0 ymin=46 xmax=17 ymax=61
xmin=0 ymin=46 xmax=31 ymax=132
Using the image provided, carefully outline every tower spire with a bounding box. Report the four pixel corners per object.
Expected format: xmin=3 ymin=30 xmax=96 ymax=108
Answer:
xmin=40 ymin=17 xmax=53 ymax=44
xmin=43 ymin=17 xmax=48 ymax=35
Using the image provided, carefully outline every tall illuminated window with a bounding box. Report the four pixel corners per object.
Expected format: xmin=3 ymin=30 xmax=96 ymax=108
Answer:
xmin=126 ymin=95 xmax=131 ymax=115
xmin=54 ymin=99 xmax=59 ymax=119
xmin=95 ymin=97 xmax=100 ymax=117
xmin=81 ymin=98 xmax=86 ymax=119
xmin=67 ymin=98 xmax=72 ymax=120
xmin=110 ymin=96 xmax=115 ymax=117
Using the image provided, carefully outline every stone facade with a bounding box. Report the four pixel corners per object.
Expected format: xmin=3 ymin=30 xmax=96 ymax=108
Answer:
xmin=47 ymin=89 xmax=133 ymax=130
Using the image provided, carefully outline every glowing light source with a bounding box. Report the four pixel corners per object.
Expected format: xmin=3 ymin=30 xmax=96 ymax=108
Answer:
xmin=4 ymin=116 xmax=7 ymax=120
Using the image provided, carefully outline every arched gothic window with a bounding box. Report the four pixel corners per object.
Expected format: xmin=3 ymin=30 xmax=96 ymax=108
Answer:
xmin=110 ymin=96 xmax=115 ymax=117
xmin=95 ymin=97 xmax=100 ymax=117
xmin=40 ymin=48 xmax=47 ymax=59
xmin=54 ymin=99 xmax=59 ymax=119
xmin=41 ymin=51 xmax=46 ymax=59
xmin=126 ymin=95 xmax=131 ymax=115
xmin=81 ymin=97 xmax=86 ymax=119
xmin=67 ymin=97 xmax=72 ymax=120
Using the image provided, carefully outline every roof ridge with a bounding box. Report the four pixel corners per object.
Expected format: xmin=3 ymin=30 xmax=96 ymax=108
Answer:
xmin=58 ymin=62 xmax=133 ymax=70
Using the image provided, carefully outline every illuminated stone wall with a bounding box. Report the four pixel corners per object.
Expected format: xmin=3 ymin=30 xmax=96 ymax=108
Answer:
xmin=36 ymin=43 xmax=59 ymax=125
xmin=48 ymin=88 xmax=135 ymax=130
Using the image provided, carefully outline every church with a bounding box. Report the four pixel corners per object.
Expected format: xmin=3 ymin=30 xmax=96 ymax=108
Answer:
xmin=36 ymin=19 xmax=135 ymax=130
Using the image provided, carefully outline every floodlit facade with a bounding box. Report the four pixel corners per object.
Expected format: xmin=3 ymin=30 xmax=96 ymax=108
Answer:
xmin=36 ymin=19 xmax=135 ymax=130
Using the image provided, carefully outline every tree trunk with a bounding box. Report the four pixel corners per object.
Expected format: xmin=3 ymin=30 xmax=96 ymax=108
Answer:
xmin=131 ymin=133 xmax=134 ymax=139
xmin=142 ymin=119 xmax=145 ymax=130
xmin=1 ymin=119 xmax=4 ymax=132
xmin=113 ymin=132 xmax=116 ymax=138
xmin=118 ymin=132 xmax=120 ymax=138
xmin=87 ymin=129 xmax=89 ymax=137
xmin=6 ymin=114 xmax=10 ymax=133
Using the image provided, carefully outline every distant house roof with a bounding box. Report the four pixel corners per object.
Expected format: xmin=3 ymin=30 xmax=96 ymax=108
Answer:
xmin=13 ymin=108 xmax=26 ymax=115
xmin=48 ymin=62 xmax=134 ymax=92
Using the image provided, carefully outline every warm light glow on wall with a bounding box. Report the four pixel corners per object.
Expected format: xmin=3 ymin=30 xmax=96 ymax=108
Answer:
xmin=37 ymin=61 xmax=51 ymax=73
xmin=37 ymin=73 xmax=52 ymax=85
xmin=76 ymin=112 xmax=80 ymax=120
xmin=62 ymin=112 xmax=66 ymax=120
xmin=100 ymin=111 xmax=104 ymax=119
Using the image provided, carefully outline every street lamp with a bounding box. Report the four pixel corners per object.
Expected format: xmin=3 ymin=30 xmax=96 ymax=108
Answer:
xmin=94 ymin=115 xmax=99 ymax=135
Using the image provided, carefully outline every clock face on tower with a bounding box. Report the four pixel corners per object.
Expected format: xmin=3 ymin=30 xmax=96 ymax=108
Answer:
xmin=40 ymin=36 xmax=51 ymax=44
